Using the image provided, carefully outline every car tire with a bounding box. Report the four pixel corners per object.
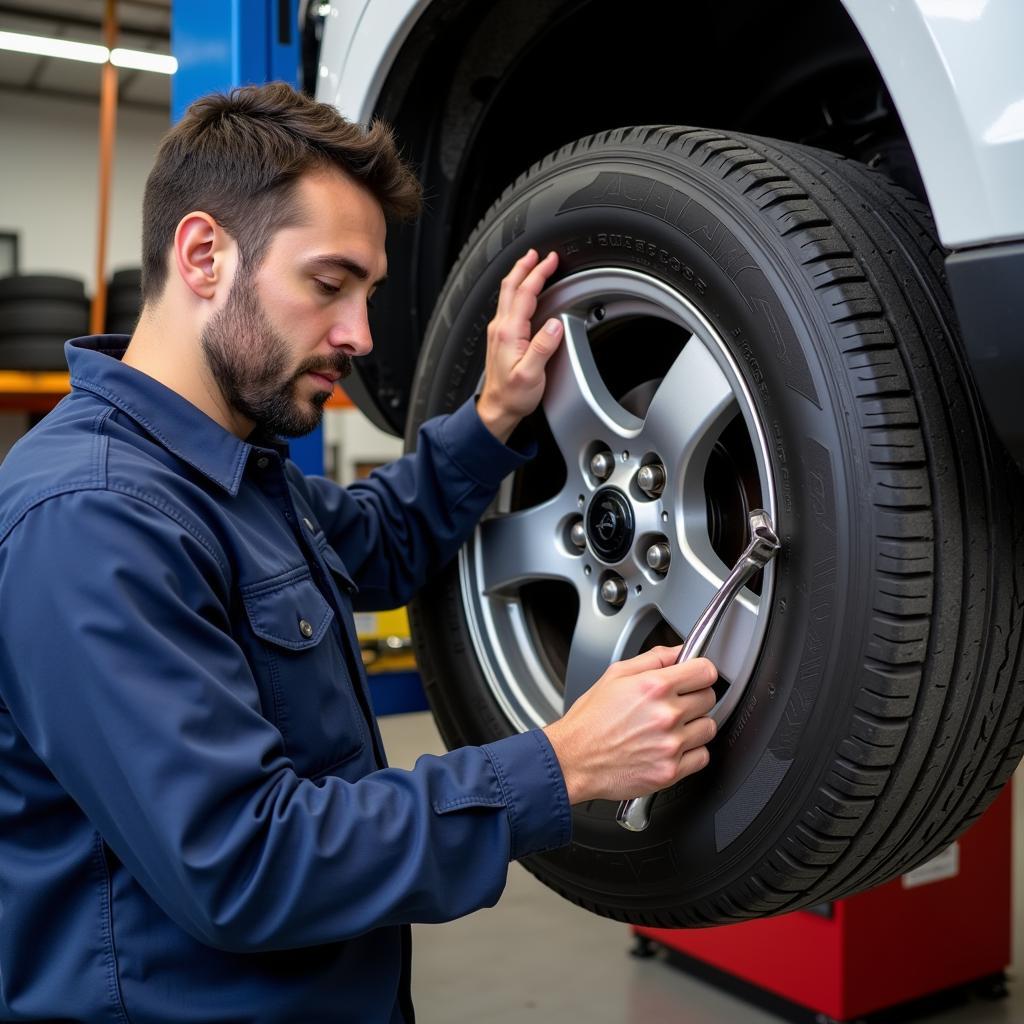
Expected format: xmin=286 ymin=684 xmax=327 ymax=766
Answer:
xmin=0 ymin=336 xmax=70 ymax=370
xmin=0 ymin=275 xmax=86 ymax=303
xmin=0 ymin=299 xmax=90 ymax=337
xmin=404 ymin=126 xmax=1024 ymax=926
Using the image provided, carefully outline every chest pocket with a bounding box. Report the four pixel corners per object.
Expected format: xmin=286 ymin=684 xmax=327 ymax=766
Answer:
xmin=241 ymin=567 xmax=365 ymax=776
xmin=317 ymin=541 xmax=359 ymax=598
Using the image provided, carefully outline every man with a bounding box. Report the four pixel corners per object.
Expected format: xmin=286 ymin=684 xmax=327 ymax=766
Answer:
xmin=0 ymin=83 xmax=717 ymax=1022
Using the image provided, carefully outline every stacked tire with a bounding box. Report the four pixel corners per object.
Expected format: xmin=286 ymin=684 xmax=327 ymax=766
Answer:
xmin=105 ymin=267 xmax=141 ymax=336
xmin=0 ymin=275 xmax=89 ymax=370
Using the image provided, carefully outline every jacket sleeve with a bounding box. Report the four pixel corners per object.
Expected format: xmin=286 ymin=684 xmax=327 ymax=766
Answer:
xmin=0 ymin=488 xmax=570 ymax=954
xmin=292 ymin=397 xmax=535 ymax=610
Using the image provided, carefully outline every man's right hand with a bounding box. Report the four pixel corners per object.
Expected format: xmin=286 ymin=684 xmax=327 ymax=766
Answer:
xmin=542 ymin=647 xmax=718 ymax=805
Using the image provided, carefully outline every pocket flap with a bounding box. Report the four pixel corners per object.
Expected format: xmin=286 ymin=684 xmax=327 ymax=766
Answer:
xmin=241 ymin=571 xmax=334 ymax=650
xmin=318 ymin=543 xmax=360 ymax=595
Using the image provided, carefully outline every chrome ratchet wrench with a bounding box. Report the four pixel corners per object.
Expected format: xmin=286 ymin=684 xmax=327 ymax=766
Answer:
xmin=616 ymin=510 xmax=781 ymax=832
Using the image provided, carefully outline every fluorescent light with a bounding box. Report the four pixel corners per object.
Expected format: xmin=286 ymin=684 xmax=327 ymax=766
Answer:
xmin=0 ymin=29 xmax=107 ymax=64
xmin=111 ymin=48 xmax=177 ymax=75
xmin=0 ymin=30 xmax=176 ymax=75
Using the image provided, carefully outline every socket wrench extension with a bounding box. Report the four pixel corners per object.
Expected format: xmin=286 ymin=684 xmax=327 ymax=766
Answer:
xmin=616 ymin=510 xmax=781 ymax=832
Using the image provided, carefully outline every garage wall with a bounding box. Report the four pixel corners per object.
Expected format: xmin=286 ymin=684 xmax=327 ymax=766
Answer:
xmin=0 ymin=91 xmax=168 ymax=293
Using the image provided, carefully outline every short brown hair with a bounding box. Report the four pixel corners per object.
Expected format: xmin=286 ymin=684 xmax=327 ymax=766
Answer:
xmin=140 ymin=81 xmax=421 ymax=303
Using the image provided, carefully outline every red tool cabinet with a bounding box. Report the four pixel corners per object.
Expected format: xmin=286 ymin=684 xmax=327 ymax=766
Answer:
xmin=633 ymin=785 xmax=1012 ymax=1023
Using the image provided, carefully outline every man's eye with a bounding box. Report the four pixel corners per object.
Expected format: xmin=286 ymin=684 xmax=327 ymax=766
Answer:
xmin=314 ymin=279 xmax=341 ymax=295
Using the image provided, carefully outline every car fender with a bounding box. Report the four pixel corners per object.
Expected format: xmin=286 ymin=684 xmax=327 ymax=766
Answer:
xmin=319 ymin=0 xmax=1024 ymax=251
xmin=316 ymin=0 xmax=427 ymax=123
xmin=841 ymin=0 xmax=1024 ymax=249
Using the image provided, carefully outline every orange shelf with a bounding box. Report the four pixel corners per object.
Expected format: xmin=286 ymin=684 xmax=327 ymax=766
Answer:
xmin=0 ymin=371 xmax=70 ymax=411
xmin=0 ymin=371 xmax=352 ymax=412
xmin=0 ymin=370 xmax=70 ymax=393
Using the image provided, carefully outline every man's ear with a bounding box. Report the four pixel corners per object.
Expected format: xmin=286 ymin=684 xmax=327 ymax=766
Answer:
xmin=172 ymin=212 xmax=235 ymax=300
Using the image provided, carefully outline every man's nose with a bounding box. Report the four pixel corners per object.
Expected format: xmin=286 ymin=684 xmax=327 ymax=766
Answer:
xmin=327 ymin=308 xmax=373 ymax=357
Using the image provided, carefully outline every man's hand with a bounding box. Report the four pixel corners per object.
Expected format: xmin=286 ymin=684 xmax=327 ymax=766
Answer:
xmin=476 ymin=249 xmax=563 ymax=444
xmin=542 ymin=647 xmax=718 ymax=805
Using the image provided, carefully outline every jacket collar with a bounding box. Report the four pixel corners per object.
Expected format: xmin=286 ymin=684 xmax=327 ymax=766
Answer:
xmin=66 ymin=335 xmax=288 ymax=496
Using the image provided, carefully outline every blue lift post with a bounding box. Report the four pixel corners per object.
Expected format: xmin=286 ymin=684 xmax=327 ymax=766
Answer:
xmin=170 ymin=0 xmax=323 ymax=477
xmin=170 ymin=2 xmax=428 ymax=716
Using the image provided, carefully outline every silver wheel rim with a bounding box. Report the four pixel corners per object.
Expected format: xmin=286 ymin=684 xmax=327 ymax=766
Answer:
xmin=459 ymin=267 xmax=777 ymax=733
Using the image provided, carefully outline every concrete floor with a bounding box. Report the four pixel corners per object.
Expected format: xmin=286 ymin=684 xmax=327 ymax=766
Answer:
xmin=378 ymin=711 xmax=1024 ymax=1024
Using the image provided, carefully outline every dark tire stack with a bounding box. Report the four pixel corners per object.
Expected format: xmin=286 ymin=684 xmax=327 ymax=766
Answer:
xmin=105 ymin=267 xmax=142 ymax=336
xmin=0 ymin=275 xmax=89 ymax=370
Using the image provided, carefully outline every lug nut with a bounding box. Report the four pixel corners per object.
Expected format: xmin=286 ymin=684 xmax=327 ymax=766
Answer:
xmin=590 ymin=451 xmax=614 ymax=480
xmin=570 ymin=521 xmax=587 ymax=550
xmin=646 ymin=542 xmax=671 ymax=572
xmin=600 ymin=577 xmax=628 ymax=608
xmin=637 ymin=464 xmax=666 ymax=497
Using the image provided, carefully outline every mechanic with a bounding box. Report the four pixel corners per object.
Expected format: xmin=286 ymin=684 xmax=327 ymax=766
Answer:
xmin=0 ymin=82 xmax=718 ymax=1023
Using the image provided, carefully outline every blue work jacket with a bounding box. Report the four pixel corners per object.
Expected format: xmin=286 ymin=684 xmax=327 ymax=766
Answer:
xmin=0 ymin=336 xmax=572 ymax=1023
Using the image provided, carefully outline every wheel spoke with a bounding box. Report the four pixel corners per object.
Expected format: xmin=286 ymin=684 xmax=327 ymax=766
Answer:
xmin=702 ymin=593 xmax=761 ymax=695
xmin=562 ymin=598 xmax=656 ymax=710
xmin=643 ymin=337 xmax=738 ymax=479
xmin=476 ymin=496 xmax=577 ymax=595
xmin=543 ymin=314 xmax=643 ymax=461
xmin=656 ymin=550 xmax=761 ymax=685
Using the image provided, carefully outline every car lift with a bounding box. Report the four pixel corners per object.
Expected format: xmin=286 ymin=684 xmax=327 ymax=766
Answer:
xmin=171 ymin=0 xmax=323 ymax=478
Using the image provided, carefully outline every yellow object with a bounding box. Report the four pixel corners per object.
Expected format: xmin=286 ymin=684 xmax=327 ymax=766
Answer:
xmin=0 ymin=371 xmax=71 ymax=394
xmin=355 ymin=607 xmax=416 ymax=673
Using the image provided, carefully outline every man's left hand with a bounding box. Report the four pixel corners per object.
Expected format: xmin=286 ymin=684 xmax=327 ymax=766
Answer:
xmin=476 ymin=249 xmax=562 ymax=444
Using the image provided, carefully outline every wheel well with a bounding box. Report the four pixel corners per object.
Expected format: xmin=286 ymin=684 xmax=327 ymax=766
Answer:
xmin=361 ymin=0 xmax=923 ymax=433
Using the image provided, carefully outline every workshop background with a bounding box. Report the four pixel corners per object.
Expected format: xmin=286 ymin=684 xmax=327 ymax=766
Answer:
xmin=0 ymin=2 xmax=1021 ymax=1023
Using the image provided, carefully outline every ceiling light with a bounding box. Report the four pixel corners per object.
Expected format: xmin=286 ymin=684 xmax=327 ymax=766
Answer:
xmin=110 ymin=48 xmax=177 ymax=75
xmin=0 ymin=29 xmax=107 ymax=64
xmin=0 ymin=30 xmax=177 ymax=75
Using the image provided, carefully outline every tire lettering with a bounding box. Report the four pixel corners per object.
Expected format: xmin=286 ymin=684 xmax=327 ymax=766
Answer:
xmin=738 ymin=341 xmax=771 ymax=404
xmin=772 ymin=419 xmax=793 ymax=515
xmin=562 ymin=172 xmax=754 ymax=281
xmin=727 ymin=693 xmax=758 ymax=748
xmin=581 ymin=232 xmax=708 ymax=296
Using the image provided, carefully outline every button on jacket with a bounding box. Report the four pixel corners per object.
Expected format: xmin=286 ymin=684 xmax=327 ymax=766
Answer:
xmin=0 ymin=337 xmax=572 ymax=1023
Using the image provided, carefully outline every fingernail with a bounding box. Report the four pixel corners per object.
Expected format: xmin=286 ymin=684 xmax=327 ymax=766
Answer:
xmin=544 ymin=318 xmax=561 ymax=334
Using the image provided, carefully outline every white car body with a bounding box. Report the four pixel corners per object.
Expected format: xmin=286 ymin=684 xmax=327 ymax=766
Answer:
xmin=317 ymin=0 xmax=1024 ymax=250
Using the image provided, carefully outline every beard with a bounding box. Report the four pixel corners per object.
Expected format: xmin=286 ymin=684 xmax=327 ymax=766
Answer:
xmin=200 ymin=272 xmax=352 ymax=438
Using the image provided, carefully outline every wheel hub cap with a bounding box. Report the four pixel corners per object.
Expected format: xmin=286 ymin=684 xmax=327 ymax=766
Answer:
xmin=586 ymin=486 xmax=634 ymax=562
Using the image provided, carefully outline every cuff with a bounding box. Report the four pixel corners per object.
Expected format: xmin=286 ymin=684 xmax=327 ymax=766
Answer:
xmin=481 ymin=729 xmax=572 ymax=860
xmin=436 ymin=397 xmax=537 ymax=490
